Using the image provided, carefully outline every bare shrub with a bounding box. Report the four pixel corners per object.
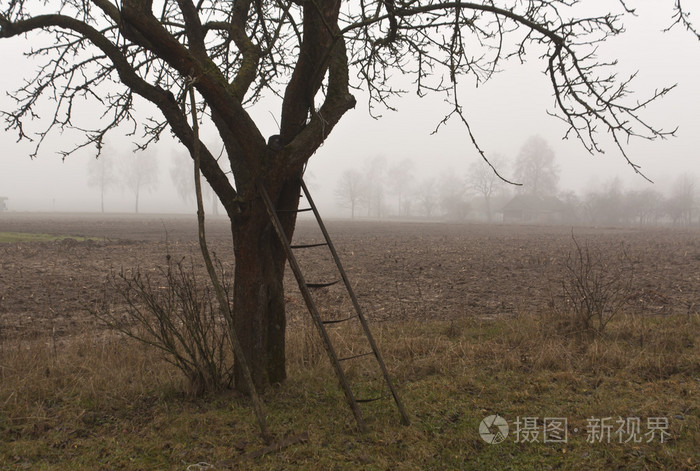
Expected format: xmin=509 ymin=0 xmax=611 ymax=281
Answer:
xmin=96 ymin=255 xmax=233 ymax=397
xmin=555 ymin=236 xmax=634 ymax=338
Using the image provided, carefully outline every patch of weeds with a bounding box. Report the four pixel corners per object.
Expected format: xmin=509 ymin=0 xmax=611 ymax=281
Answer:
xmin=554 ymin=235 xmax=634 ymax=339
xmin=95 ymin=254 xmax=234 ymax=397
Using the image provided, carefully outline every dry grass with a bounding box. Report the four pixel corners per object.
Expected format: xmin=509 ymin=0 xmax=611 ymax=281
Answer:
xmin=1 ymin=311 xmax=699 ymax=469
xmin=390 ymin=312 xmax=699 ymax=380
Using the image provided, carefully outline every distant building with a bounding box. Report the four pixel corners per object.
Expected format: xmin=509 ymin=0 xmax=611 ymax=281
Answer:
xmin=500 ymin=194 xmax=567 ymax=224
xmin=0 ymin=196 xmax=7 ymax=211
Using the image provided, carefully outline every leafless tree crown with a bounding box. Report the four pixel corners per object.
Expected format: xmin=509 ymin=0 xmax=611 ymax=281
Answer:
xmin=1 ymin=1 xmax=697 ymax=195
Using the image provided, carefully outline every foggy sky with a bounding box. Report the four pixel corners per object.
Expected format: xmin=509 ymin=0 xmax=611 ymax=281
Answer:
xmin=0 ymin=1 xmax=698 ymax=216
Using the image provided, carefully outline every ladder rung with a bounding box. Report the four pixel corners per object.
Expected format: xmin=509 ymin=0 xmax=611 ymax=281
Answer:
xmin=322 ymin=315 xmax=356 ymax=325
xmin=339 ymin=351 xmax=373 ymax=362
xmin=258 ymin=178 xmax=410 ymax=430
xmin=291 ymin=242 xmax=328 ymax=249
xmin=356 ymin=395 xmax=386 ymax=403
xmin=278 ymin=207 xmax=313 ymax=213
xmin=306 ymin=280 xmax=339 ymax=289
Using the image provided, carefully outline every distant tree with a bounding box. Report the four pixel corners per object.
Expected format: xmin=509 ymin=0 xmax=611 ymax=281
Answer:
xmin=514 ymin=136 xmax=559 ymax=196
xmin=402 ymin=198 xmax=414 ymax=218
xmin=120 ymin=152 xmax=159 ymax=214
xmin=438 ymin=171 xmax=470 ymax=220
xmin=335 ymin=168 xmax=365 ymax=219
xmin=417 ymin=178 xmax=439 ymax=218
xmin=583 ymin=177 xmax=625 ymax=226
xmin=467 ymin=154 xmax=508 ymax=222
xmin=388 ymin=159 xmax=416 ymax=217
xmin=87 ymin=153 xmax=117 ymax=213
xmin=2 ymin=0 xmax=696 ymax=392
xmin=362 ymin=156 xmax=388 ymax=218
xmin=625 ymin=189 xmax=664 ymax=226
xmin=171 ymin=151 xmax=222 ymax=215
xmin=666 ymin=174 xmax=696 ymax=225
xmin=558 ymin=190 xmax=582 ymax=224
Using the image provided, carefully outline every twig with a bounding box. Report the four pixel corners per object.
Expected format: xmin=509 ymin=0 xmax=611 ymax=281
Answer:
xmin=217 ymin=432 xmax=309 ymax=466
xmin=186 ymin=79 xmax=272 ymax=443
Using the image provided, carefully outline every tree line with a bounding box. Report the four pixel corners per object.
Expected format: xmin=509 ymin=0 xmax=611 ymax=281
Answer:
xmin=86 ymin=147 xmax=229 ymax=214
xmin=335 ymin=136 xmax=697 ymax=227
xmin=87 ymin=148 xmax=159 ymax=214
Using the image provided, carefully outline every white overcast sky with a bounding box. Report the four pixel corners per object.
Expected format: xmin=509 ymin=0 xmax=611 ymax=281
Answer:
xmin=0 ymin=1 xmax=698 ymax=214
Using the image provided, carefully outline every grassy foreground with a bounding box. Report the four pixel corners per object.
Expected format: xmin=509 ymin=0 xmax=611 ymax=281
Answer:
xmin=1 ymin=313 xmax=698 ymax=470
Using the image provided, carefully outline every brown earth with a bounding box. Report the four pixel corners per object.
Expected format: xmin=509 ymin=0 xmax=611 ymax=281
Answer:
xmin=1 ymin=212 xmax=699 ymax=343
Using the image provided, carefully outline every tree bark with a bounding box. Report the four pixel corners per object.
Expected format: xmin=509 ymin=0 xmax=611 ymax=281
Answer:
xmin=230 ymin=175 xmax=302 ymax=391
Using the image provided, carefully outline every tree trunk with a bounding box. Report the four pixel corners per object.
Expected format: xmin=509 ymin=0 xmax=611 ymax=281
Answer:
xmin=230 ymin=176 xmax=301 ymax=392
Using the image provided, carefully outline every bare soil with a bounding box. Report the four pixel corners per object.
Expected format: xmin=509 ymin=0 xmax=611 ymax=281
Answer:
xmin=1 ymin=213 xmax=699 ymax=342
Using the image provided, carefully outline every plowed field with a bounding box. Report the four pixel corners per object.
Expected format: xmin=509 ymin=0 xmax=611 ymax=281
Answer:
xmin=1 ymin=213 xmax=698 ymax=342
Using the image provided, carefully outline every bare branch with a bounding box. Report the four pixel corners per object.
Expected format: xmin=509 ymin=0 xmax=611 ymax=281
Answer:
xmin=666 ymin=0 xmax=700 ymax=39
xmin=1 ymin=1 xmax=697 ymax=194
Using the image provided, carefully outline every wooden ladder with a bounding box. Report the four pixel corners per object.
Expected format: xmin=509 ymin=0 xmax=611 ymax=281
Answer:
xmin=258 ymin=178 xmax=410 ymax=432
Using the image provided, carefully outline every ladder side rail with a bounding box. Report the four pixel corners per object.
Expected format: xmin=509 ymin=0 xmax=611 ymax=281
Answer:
xmin=299 ymin=179 xmax=411 ymax=426
xmin=257 ymin=182 xmax=368 ymax=432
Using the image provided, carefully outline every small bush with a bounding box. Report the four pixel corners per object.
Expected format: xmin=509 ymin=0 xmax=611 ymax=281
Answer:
xmin=555 ymin=236 xmax=634 ymax=338
xmin=96 ymin=255 xmax=234 ymax=397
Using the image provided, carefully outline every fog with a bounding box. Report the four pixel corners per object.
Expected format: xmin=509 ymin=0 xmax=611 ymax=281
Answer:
xmin=0 ymin=2 xmax=698 ymax=217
